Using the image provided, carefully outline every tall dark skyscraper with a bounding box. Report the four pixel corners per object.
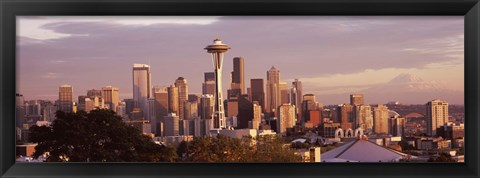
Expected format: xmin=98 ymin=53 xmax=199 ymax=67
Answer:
xmin=58 ymin=85 xmax=73 ymax=113
xmin=292 ymin=79 xmax=303 ymax=119
xmin=175 ymin=77 xmax=188 ymax=120
xmin=231 ymin=57 xmax=245 ymax=94
xmin=250 ymin=78 xmax=265 ymax=111
xmin=266 ymin=66 xmax=280 ymax=113
xmin=202 ymin=72 xmax=215 ymax=95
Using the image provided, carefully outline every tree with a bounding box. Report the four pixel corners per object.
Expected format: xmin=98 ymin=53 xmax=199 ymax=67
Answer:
xmin=29 ymin=109 xmax=177 ymax=162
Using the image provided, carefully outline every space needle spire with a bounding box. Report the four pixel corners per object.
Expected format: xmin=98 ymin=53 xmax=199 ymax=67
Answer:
xmin=204 ymin=38 xmax=230 ymax=131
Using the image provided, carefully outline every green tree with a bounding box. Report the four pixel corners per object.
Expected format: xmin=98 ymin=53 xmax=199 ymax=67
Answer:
xmin=29 ymin=109 xmax=177 ymax=162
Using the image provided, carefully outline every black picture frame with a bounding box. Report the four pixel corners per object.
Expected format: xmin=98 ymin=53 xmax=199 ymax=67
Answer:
xmin=1 ymin=0 xmax=479 ymax=177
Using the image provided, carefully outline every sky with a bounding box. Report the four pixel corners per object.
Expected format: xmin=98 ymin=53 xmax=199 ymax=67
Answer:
xmin=17 ymin=16 xmax=464 ymax=105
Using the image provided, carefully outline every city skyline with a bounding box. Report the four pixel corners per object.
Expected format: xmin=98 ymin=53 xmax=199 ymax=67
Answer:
xmin=17 ymin=16 xmax=464 ymax=105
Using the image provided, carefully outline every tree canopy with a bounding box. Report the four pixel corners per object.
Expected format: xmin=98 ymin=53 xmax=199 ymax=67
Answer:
xmin=29 ymin=109 xmax=176 ymax=162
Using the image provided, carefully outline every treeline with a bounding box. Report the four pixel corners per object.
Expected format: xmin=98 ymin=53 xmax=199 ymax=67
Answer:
xmin=28 ymin=109 xmax=301 ymax=162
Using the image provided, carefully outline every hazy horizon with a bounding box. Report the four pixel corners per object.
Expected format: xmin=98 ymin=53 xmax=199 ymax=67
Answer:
xmin=17 ymin=16 xmax=464 ymax=105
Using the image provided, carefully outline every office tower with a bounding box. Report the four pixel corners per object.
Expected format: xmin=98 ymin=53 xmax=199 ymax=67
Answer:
xmin=227 ymin=100 xmax=239 ymax=118
xmin=426 ymin=99 xmax=449 ymax=136
xmin=167 ymin=85 xmax=179 ymax=116
xmin=124 ymin=99 xmax=134 ymax=119
xmin=86 ymin=89 xmax=102 ymax=98
xmin=148 ymin=98 xmax=156 ymax=134
xmin=389 ymin=116 xmax=405 ymax=137
xmin=130 ymin=108 xmax=144 ymax=120
xmin=279 ymin=81 xmax=289 ymax=104
xmin=236 ymin=95 xmax=253 ymax=129
xmin=204 ymin=38 xmax=230 ymax=129
xmin=154 ymin=87 xmax=169 ymax=126
xmin=291 ymin=79 xmax=303 ymax=118
xmin=251 ymin=102 xmax=262 ymax=129
xmin=77 ymin=95 xmax=87 ymax=111
xmin=188 ymin=94 xmax=199 ymax=102
xmin=15 ymin=93 xmax=25 ymax=128
xmin=266 ymin=66 xmax=280 ymax=113
xmin=355 ymin=105 xmax=373 ymax=132
xmin=373 ymin=104 xmax=389 ymax=134
xmin=338 ymin=104 xmax=354 ymax=130
xmin=184 ymin=100 xmax=198 ymax=120
xmin=277 ymin=103 xmax=296 ymax=136
xmin=200 ymin=94 xmax=214 ymax=120
xmin=84 ymin=97 xmax=104 ymax=112
xmin=58 ymin=85 xmax=74 ymax=113
xmin=25 ymin=100 xmax=41 ymax=116
xmin=132 ymin=64 xmax=152 ymax=121
xmin=231 ymin=57 xmax=245 ymax=94
xmin=350 ymin=94 xmax=364 ymax=105
xmin=305 ymin=110 xmax=322 ymax=128
xmin=102 ymin=86 xmax=119 ymax=112
xmin=175 ymin=77 xmax=188 ymax=120
xmin=250 ymin=79 xmax=265 ymax=111
xmin=164 ymin=113 xmax=180 ymax=136
xmin=42 ymin=101 xmax=56 ymax=122
xmin=302 ymin=94 xmax=319 ymax=124
xmin=116 ymin=101 xmax=128 ymax=120
xmin=202 ymin=72 xmax=216 ymax=95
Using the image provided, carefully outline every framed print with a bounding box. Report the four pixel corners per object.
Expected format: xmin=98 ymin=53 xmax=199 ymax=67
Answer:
xmin=1 ymin=0 xmax=480 ymax=177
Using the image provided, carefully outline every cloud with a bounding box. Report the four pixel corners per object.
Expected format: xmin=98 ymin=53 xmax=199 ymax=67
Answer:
xmin=17 ymin=16 xmax=464 ymax=103
xmin=41 ymin=73 xmax=59 ymax=79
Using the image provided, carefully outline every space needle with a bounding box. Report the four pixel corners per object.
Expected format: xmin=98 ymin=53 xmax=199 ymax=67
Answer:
xmin=205 ymin=38 xmax=230 ymax=132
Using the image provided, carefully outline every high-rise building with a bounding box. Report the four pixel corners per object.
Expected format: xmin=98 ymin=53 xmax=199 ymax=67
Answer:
xmin=251 ymin=102 xmax=262 ymax=130
xmin=250 ymin=79 xmax=265 ymax=111
xmin=132 ymin=64 xmax=152 ymax=121
xmin=116 ymin=101 xmax=128 ymax=120
xmin=232 ymin=57 xmax=245 ymax=94
xmin=350 ymin=94 xmax=364 ymax=105
xmin=204 ymin=38 xmax=230 ymax=130
xmin=58 ymin=85 xmax=74 ymax=113
xmin=184 ymin=100 xmax=198 ymax=120
xmin=202 ymin=72 xmax=216 ymax=95
xmin=426 ymin=99 xmax=449 ymax=136
xmin=84 ymin=96 xmax=104 ymax=112
xmin=25 ymin=100 xmax=41 ymax=116
xmin=167 ymin=85 xmax=179 ymax=116
xmin=87 ymin=89 xmax=103 ymax=98
xmin=164 ymin=113 xmax=180 ymax=136
xmin=389 ymin=115 xmax=405 ymax=137
xmin=338 ymin=104 xmax=354 ymax=130
xmin=77 ymin=95 xmax=87 ymax=111
xmin=175 ymin=77 xmax=188 ymax=120
xmin=355 ymin=105 xmax=373 ymax=132
xmin=279 ymin=81 xmax=289 ymax=104
xmin=266 ymin=66 xmax=280 ymax=113
xmin=200 ymin=94 xmax=214 ymax=120
xmin=153 ymin=87 xmax=169 ymax=124
xmin=42 ymin=101 xmax=56 ymax=122
xmin=102 ymin=86 xmax=119 ymax=112
xmin=302 ymin=94 xmax=319 ymax=124
xmin=291 ymin=79 xmax=303 ymax=119
xmin=373 ymin=104 xmax=389 ymax=134
xmin=277 ymin=103 xmax=296 ymax=136
xmin=15 ymin=93 xmax=25 ymax=128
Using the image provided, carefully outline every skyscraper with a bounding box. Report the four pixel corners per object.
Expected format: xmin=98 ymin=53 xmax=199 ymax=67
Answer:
xmin=338 ymin=104 xmax=354 ymax=130
xmin=355 ymin=105 xmax=373 ymax=132
xmin=373 ymin=104 xmax=389 ymax=134
xmin=250 ymin=78 xmax=265 ymax=111
xmin=163 ymin=113 xmax=180 ymax=136
xmin=175 ymin=77 xmax=188 ymax=120
xmin=231 ymin=57 xmax=245 ymax=94
xmin=426 ymin=99 xmax=449 ymax=136
xmin=102 ymin=86 xmax=119 ymax=112
xmin=266 ymin=66 xmax=280 ymax=113
xmin=203 ymin=72 xmax=216 ymax=95
xmin=279 ymin=81 xmax=289 ymax=104
xmin=277 ymin=103 xmax=296 ymax=136
xmin=350 ymin=94 xmax=364 ymax=105
xmin=15 ymin=93 xmax=25 ymax=128
xmin=87 ymin=89 xmax=102 ymax=98
xmin=251 ymin=102 xmax=262 ymax=130
xmin=204 ymin=38 xmax=230 ymax=130
xmin=132 ymin=64 xmax=152 ymax=120
xmin=167 ymin=85 xmax=179 ymax=116
xmin=153 ymin=86 xmax=169 ymax=121
xmin=200 ymin=94 xmax=214 ymax=120
xmin=184 ymin=100 xmax=198 ymax=120
xmin=292 ymin=79 xmax=303 ymax=120
xmin=58 ymin=85 xmax=73 ymax=113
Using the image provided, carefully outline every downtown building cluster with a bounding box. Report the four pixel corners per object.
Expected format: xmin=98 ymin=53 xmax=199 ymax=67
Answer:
xmin=15 ymin=39 xmax=464 ymax=162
